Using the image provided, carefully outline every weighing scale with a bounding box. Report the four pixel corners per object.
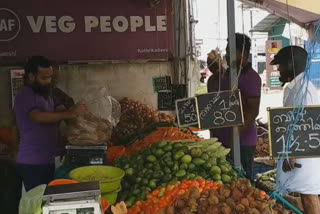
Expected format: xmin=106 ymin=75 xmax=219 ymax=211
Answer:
xmin=65 ymin=145 xmax=107 ymax=168
xmin=42 ymin=181 xmax=103 ymax=214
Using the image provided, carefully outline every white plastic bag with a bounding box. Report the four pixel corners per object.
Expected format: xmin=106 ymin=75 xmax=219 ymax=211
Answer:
xmin=81 ymin=86 xmax=121 ymax=127
xmin=67 ymin=86 xmax=121 ymax=146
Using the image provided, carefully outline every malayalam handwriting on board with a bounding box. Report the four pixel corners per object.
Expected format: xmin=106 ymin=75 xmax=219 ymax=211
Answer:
xmin=175 ymin=97 xmax=198 ymax=127
xmin=158 ymin=85 xmax=187 ymax=111
xmin=153 ymin=76 xmax=171 ymax=92
xmin=158 ymin=92 xmax=174 ymax=111
xmin=268 ymin=106 xmax=320 ymax=158
xmin=196 ymin=90 xmax=244 ymax=130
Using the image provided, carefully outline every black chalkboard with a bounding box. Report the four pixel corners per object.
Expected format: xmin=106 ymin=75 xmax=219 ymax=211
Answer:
xmin=176 ymin=97 xmax=198 ymax=127
xmin=153 ymin=76 xmax=171 ymax=92
xmin=196 ymin=90 xmax=244 ymax=130
xmin=157 ymin=85 xmax=187 ymax=111
xmin=268 ymin=106 xmax=320 ymax=158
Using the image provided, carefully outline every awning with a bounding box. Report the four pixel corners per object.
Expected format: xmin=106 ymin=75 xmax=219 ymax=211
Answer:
xmin=250 ymin=14 xmax=309 ymax=40
xmin=243 ymin=0 xmax=320 ymax=27
xmin=250 ymin=14 xmax=283 ymax=32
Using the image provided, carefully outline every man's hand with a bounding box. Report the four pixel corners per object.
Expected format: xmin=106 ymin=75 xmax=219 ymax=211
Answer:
xmin=282 ymin=158 xmax=296 ymax=172
xmin=69 ymin=104 xmax=87 ymax=118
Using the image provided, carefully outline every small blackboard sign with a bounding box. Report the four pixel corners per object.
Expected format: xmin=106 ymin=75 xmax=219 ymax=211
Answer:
xmin=153 ymin=76 xmax=171 ymax=92
xmin=268 ymin=106 xmax=320 ymax=159
xmin=158 ymin=92 xmax=174 ymax=111
xmin=196 ymin=90 xmax=244 ymax=130
xmin=176 ymin=97 xmax=198 ymax=127
xmin=158 ymin=84 xmax=187 ymax=111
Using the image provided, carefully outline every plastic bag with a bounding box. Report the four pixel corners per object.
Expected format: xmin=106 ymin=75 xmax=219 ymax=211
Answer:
xmin=19 ymin=184 xmax=46 ymax=214
xmin=67 ymin=112 xmax=113 ymax=146
xmin=67 ymin=86 xmax=120 ymax=146
xmin=81 ymin=86 xmax=121 ymax=127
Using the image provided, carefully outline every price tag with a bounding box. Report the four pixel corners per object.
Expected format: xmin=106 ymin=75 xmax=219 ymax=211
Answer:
xmin=196 ymin=90 xmax=244 ymax=130
xmin=176 ymin=97 xmax=198 ymax=127
xmin=268 ymin=106 xmax=320 ymax=158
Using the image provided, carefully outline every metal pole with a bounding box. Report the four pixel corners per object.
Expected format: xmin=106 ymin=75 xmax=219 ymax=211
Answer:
xmin=227 ymin=0 xmax=241 ymax=170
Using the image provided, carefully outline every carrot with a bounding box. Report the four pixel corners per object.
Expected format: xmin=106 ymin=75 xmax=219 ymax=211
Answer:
xmin=123 ymin=127 xmax=202 ymax=156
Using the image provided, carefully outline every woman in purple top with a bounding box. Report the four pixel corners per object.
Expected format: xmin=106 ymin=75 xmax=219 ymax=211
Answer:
xmin=14 ymin=56 xmax=87 ymax=191
xmin=207 ymin=34 xmax=261 ymax=180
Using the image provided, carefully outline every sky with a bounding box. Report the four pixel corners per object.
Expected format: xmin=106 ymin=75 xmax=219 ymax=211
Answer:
xmin=194 ymin=0 xmax=269 ymax=60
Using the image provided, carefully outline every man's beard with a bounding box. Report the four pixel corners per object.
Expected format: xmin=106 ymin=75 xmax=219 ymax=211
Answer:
xmin=29 ymin=82 xmax=52 ymax=98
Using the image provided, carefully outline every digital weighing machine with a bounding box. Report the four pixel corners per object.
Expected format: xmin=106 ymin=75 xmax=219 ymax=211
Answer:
xmin=42 ymin=181 xmax=103 ymax=214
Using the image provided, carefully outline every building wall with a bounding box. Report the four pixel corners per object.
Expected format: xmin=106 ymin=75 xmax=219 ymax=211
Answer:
xmin=269 ymin=19 xmax=290 ymax=47
xmin=0 ymin=61 xmax=199 ymax=127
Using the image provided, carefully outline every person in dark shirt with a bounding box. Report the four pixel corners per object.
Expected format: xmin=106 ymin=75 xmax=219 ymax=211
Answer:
xmin=52 ymin=65 xmax=75 ymax=110
xmin=207 ymin=34 xmax=261 ymax=180
xmin=14 ymin=56 xmax=86 ymax=191
xmin=52 ymin=65 xmax=75 ymax=156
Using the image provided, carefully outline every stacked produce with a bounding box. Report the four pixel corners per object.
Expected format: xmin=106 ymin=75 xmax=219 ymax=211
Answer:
xmin=112 ymin=98 xmax=175 ymax=144
xmin=108 ymin=127 xmax=202 ymax=163
xmin=158 ymin=179 xmax=292 ymax=214
xmin=115 ymin=139 xmax=237 ymax=206
xmin=255 ymin=169 xmax=277 ymax=192
xmin=125 ymin=127 xmax=202 ymax=155
xmin=255 ymin=137 xmax=270 ymax=158
xmin=128 ymin=179 xmax=220 ymax=214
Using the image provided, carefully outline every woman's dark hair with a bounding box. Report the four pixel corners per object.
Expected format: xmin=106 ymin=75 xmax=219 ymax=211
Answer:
xmin=24 ymin=56 xmax=52 ymax=80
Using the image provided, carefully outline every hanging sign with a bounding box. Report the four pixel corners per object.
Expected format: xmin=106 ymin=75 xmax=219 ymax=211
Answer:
xmin=268 ymin=106 xmax=320 ymax=158
xmin=157 ymin=84 xmax=186 ymax=111
xmin=152 ymin=76 xmax=171 ymax=92
xmin=196 ymin=90 xmax=244 ymax=130
xmin=266 ymin=40 xmax=282 ymax=89
xmin=175 ymin=97 xmax=198 ymax=127
xmin=0 ymin=0 xmax=173 ymax=65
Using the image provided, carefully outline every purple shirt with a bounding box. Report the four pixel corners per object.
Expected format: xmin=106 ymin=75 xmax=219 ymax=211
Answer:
xmin=14 ymin=86 xmax=57 ymax=164
xmin=207 ymin=64 xmax=261 ymax=147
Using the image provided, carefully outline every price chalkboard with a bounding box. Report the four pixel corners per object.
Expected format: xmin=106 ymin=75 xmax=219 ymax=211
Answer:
xmin=157 ymin=85 xmax=187 ymax=111
xmin=268 ymin=106 xmax=320 ymax=159
xmin=196 ymin=90 xmax=244 ymax=130
xmin=152 ymin=76 xmax=171 ymax=92
xmin=176 ymin=98 xmax=198 ymax=127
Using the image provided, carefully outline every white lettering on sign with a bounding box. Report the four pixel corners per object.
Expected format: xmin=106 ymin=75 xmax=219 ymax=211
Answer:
xmin=84 ymin=16 xmax=99 ymax=32
xmin=100 ymin=16 xmax=111 ymax=32
xmin=46 ymin=16 xmax=57 ymax=32
xmin=0 ymin=8 xmax=21 ymax=41
xmin=26 ymin=15 xmax=167 ymax=33
xmin=0 ymin=19 xmax=15 ymax=31
xmin=27 ymin=16 xmax=44 ymax=33
xmin=27 ymin=16 xmax=76 ymax=33
xmin=157 ymin=16 xmax=167 ymax=31
xmin=130 ymin=16 xmax=143 ymax=32
xmin=58 ymin=16 xmax=75 ymax=33
xmin=113 ymin=16 xmax=129 ymax=32
xmin=144 ymin=16 xmax=156 ymax=32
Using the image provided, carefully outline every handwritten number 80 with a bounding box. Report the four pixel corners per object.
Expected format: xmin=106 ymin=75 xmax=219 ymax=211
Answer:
xmin=213 ymin=111 xmax=236 ymax=125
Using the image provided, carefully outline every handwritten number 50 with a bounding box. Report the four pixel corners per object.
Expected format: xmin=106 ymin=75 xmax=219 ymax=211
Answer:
xmin=309 ymin=133 xmax=320 ymax=149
